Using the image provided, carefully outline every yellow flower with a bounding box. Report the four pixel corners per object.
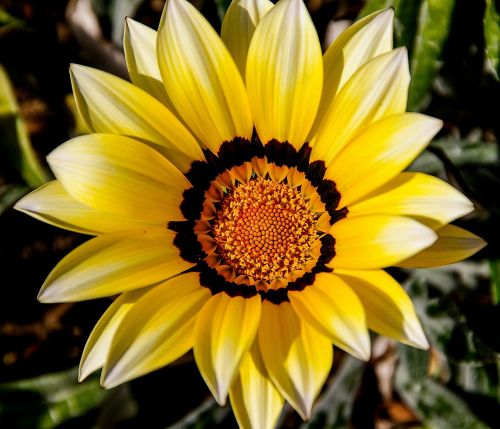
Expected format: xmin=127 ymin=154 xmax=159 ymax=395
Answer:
xmin=15 ymin=0 xmax=485 ymax=427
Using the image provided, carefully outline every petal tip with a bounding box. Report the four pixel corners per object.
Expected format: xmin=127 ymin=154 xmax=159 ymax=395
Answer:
xmin=12 ymin=198 xmax=26 ymax=212
xmin=405 ymin=320 xmax=430 ymax=350
xmin=356 ymin=342 xmax=372 ymax=362
xmin=214 ymin=391 xmax=228 ymax=406
xmin=77 ymin=366 xmax=88 ymax=382
xmin=100 ymin=369 xmax=119 ymax=390
xmin=375 ymin=7 xmax=394 ymax=23
xmin=37 ymin=288 xmax=53 ymax=303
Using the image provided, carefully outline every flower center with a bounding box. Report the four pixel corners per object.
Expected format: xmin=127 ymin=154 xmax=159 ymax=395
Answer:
xmin=211 ymin=177 xmax=317 ymax=284
xmin=173 ymin=139 xmax=347 ymax=302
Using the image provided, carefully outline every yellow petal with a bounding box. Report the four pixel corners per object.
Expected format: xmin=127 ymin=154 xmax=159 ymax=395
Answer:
xmin=328 ymin=113 xmax=442 ymax=206
xmin=348 ymin=172 xmax=473 ymax=228
xmin=38 ymin=228 xmax=192 ymax=303
xmin=311 ymin=48 xmax=410 ymax=165
xmin=47 ymin=134 xmax=190 ymax=223
xmin=329 ymin=215 xmax=437 ymax=269
xmin=157 ymin=0 xmax=252 ymax=153
xmin=79 ymin=287 xmax=153 ymax=381
xmin=102 ymin=273 xmax=210 ymax=388
xmin=398 ymin=224 xmax=486 ymax=268
xmin=313 ymin=9 xmax=394 ymax=134
xmin=123 ymin=18 xmax=172 ymax=108
xmin=194 ymin=293 xmax=261 ymax=405
xmin=335 ymin=269 xmax=429 ymax=349
xmin=246 ymin=0 xmax=323 ymax=149
xmin=70 ymin=64 xmax=203 ymax=173
xmin=221 ymin=0 xmax=273 ymax=78
xmin=258 ymin=301 xmax=332 ymax=419
xmin=229 ymin=341 xmax=284 ymax=429
xmin=289 ymin=273 xmax=370 ymax=360
xmin=14 ymin=181 xmax=151 ymax=234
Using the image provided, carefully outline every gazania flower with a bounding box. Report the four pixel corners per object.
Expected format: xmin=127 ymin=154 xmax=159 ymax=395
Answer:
xmin=16 ymin=0 xmax=485 ymax=426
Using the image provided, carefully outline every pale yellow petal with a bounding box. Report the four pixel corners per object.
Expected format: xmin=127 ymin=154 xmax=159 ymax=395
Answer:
xmin=221 ymin=0 xmax=273 ymax=78
xmin=329 ymin=215 xmax=437 ymax=269
xmin=102 ymin=273 xmax=210 ymax=388
xmin=328 ymin=113 xmax=442 ymax=206
xmin=229 ymin=341 xmax=284 ymax=429
xmin=335 ymin=269 xmax=429 ymax=349
xmin=194 ymin=293 xmax=261 ymax=405
xmin=313 ymin=9 xmax=394 ymax=133
xmin=289 ymin=273 xmax=370 ymax=360
xmin=47 ymin=134 xmax=190 ymax=223
xmin=70 ymin=64 xmax=203 ymax=172
xmin=398 ymin=224 xmax=486 ymax=268
xmin=38 ymin=228 xmax=193 ymax=303
xmin=259 ymin=301 xmax=332 ymax=419
xmin=246 ymin=0 xmax=323 ymax=149
xmin=79 ymin=287 xmax=153 ymax=381
xmin=311 ymin=48 xmax=410 ymax=165
xmin=123 ymin=18 xmax=172 ymax=107
xmin=348 ymin=172 xmax=474 ymax=228
xmin=14 ymin=181 xmax=151 ymax=234
xmin=157 ymin=0 xmax=252 ymax=153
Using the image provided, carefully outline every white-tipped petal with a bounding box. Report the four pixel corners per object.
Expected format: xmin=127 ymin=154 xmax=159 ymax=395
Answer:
xmin=289 ymin=273 xmax=371 ymax=360
xmin=311 ymin=48 xmax=410 ymax=165
xmin=123 ymin=18 xmax=172 ymax=108
xmin=79 ymin=287 xmax=153 ymax=381
xmin=398 ymin=224 xmax=486 ymax=268
xmin=221 ymin=0 xmax=273 ymax=78
xmin=102 ymin=273 xmax=210 ymax=388
xmin=70 ymin=64 xmax=203 ymax=172
xmin=229 ymin=341 xmax=284 ymax=429
xmin=246 ymin=0 xmax=323 ymax=149
xmin=313 ymin=9 xmax=394 ymax=132
xmin=348 ymin=172 xmax=474 ymax=228
xmin=47 ymin=134 xmax=190 ymax=223
xmin=258 ymin=301 xmax=332 ymax=419
xmin=38 ymin=229 xmax=192 ymax=302
xmin=335 ymin=269 xmax=429 ymax=349
xmin=329 ymin=215 xmax=437 ymax=269
xmin=157 ymin=0 xmax=252 ymax=154
xmin=194 ymin=293 xmax=261 ymax=405
xmin=14 ymin=181 xmax=148 ymax=234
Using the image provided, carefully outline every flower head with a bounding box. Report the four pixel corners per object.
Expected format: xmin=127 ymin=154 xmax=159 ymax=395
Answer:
xmin=15 ymin=0 xmax=485 ymax=427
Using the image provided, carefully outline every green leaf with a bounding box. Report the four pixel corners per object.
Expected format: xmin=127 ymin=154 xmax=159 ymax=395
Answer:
xmin=395 ymin=345 xmax=491 ymax=429
xmin=405 ymin=274 xmax=500 ymax=402
xmin=0 ymin=6 xmax=27 ymax=28
xmin=0 ymin=65 xmax=49 ymax=188
xmin=358 ymin=0 xmax=395 ymax=19
xmin=409 ymin=137 xmax=499 ymax=175
xmin=407 ymin=0 xmax=456 ymax=111
xmin=394 ymin=0 xmax=422 ymax=52
xmin=302 ymin=356 xmax=365 ymax=429
xmin=0 ymin=367 xmax=109 ymax=429
xmin=484 ymin=0 xmax=500 ymax=80
xmin=0 ymin=184 xmax=28 ymax=215
xmin=489 ymin=259 xmax=500 ymax=305
xmin=215 ymin=0 xmax=233 ymax=21
xmin=93 ymin=385 xmax=139 ymax=429
xmin=165 ymin=398 xmax=229 ymax=429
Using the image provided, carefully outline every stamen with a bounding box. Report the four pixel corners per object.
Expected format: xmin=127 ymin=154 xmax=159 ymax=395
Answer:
xmin=211 ymin=177 xmax=318 ymax=284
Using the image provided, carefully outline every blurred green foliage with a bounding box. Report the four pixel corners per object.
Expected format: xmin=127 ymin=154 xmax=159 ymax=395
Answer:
xmin=0 ymin=65 xmax=48 ymax=189
xmin=484 ymin=0 xmax=500 ymax=79
xmin=0 ymin=368 xmax=108 ymax=429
